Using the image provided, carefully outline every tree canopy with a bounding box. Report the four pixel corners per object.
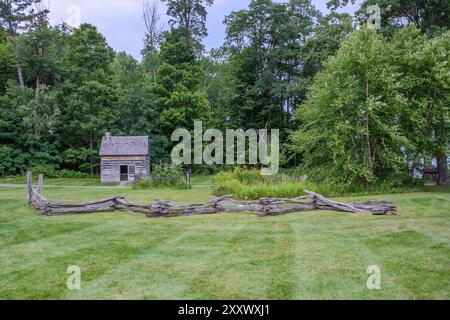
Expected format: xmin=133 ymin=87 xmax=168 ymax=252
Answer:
xmin=0 ymin=0 xmax=448 ymax=185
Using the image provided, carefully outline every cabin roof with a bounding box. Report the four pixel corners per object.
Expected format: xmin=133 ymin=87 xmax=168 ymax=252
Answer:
xmin=99 ymin=134 xmax=149 ymax=156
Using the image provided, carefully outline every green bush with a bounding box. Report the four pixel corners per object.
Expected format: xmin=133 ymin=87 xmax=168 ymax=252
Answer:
xmin=57 ymin=170 xmax=91 ymax=179
xmin=213 ymin=167 xmax=313 ymax=199
xmin=133 ymin=164 xmax=187 ymax=190
xmin=0 ymin=146 xmax=15 ymax=177
xmin=30 ymin=166 xmax=91 ymax=179
xmin=213 ymin=167 xmax=425 ymax=200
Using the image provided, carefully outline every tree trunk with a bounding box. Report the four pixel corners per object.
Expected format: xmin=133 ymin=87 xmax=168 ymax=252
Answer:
xmin=35 ymin=44 xmax=44 ymax=97
xmin=152 ymin=65 xmax=157 ymax=84
xmin=437 ymin=155 xmax=449 ymax=185
xmin=12 ymin=39 xmax=25 ymax=91
xmin=364 ymin=69 xmax=373 ymax=170
xmin=17 ymin=65 xmax=25 ymax=91
xmin=89 ymin=137 xmax=94 ymax=176
xmin=423 ymin=158 xmax=432 ymax=181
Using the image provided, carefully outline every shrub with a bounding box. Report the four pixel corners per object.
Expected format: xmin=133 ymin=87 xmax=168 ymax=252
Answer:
xmin=213 ymin=167 xmax=424 ymax=200
xmin=30 ymin=165 xmax=57 ymax=177
xmin=29 ymin=166 xmax=90 ymax=179
xmin=0 ymin=146 xmax=15 ymax=177
xmin=57 ymin=170 xmax=91 ymax=179
xmin=213 ymin=167 xmax=313 ymax=199
xmin=133 ymin=164 xmax=187 ymax=189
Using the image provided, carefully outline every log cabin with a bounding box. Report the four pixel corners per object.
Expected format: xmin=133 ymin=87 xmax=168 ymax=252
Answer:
xmin=99 ymin=133 xmax=150 ymax=183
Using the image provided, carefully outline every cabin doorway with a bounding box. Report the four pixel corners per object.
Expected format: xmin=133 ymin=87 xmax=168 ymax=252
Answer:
xmin=120 ymin=165 xmax=128 ymax=182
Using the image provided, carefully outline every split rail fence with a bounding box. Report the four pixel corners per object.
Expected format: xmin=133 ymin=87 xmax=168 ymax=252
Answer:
xmin=27 ymin=173 xmax=398 ymax=218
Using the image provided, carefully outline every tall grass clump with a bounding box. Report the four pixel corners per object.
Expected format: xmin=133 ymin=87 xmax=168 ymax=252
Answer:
xmin=30 ymin=165 xmax=91 ymax=178
xmin=213 ymin=167 xmax=425 ymax=200
xmin=133 ymin=164 xmax=187 ymax=189
xmin=213 ymin=167 xmax=314 ymax=200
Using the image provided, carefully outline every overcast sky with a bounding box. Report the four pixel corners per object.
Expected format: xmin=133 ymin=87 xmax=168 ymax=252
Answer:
xmin=46 ymin=0 xmax=361 ymax=60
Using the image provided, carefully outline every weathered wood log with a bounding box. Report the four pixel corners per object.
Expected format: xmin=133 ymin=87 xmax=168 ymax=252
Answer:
xmin=27 ymin=172 xmax=32 ymax=207
xmin=156 ymin=207 xmax=224 ymax=218
xmin=304 ymin=190 xmax=369 ymax=214
xmin=226 ymin=198 xmax=261 ymax=205
xmin=258 ymin=204 xmax=318 ymax=217
xmin=27 ymin=175 xmax=397 ymax=218
xmin=218 ymin=204 xmax=263 ymax=212
xmin=47 ymin=195 xmax=126 ymax=208
xmin=31 ymin=188 xmax=50 ymax=213
xmin=45 ymin=203 xmax=117 ymax=216
xmin=159 ymin=195 xmax=234 ymax=208
xmin=37 ymin=174 xmax=44 ymax=195
xmin=114 ymin=204 xmax=150 ymax=215
xmin=351 ymin=204 xmax=390 ymax=214
xmin=32 ymin=188 xmax=48 ymax=200
xmin=114 ymin=198 xmax=150 ymax=209
xmin=353 ymin=200 xmax=396 ymax=206
xmin=259 ymin=196 xmax=310 ymax=204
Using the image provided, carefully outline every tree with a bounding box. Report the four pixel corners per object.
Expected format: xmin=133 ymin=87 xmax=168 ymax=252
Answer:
xmin=112 ymin=52 xmax=169 ymax=163
xmin=417 ymin=32 xmax=449 ymax=185
xmin=162 ymin=0 xmax=214 ymax=42
xmin=61 ymin=24 xmax=118 ymax=175
xmin=328 ymin=0 xmax=450 ymax=36
xmin=391 ymin=28 xmax=450 ymax=184
xmin=222 ymin=0 xmax=354 ymax=163
xmin=0 ymin=0 xmax=48 ymax=91
xmin=0 ymin=26 xmax=15 ymax=94
xmin=156 ymin=30 xmax=211 ymax=134
xmin=20 ymin=19 xmax=69 ymax=95
xmin=202 ymin=48 xmax=235 ymax=130
xmin=290 ymin=28 xmax=407 ymax=186
xmin=0 ymin=83 xmax=32 ymax=173
xmin=142 ymin=0 xmax=164 ymax=82
xmin=0 ymin=82 xmax=62 ymax=172
xmin=302 ymin=12 xmax=354 ymax=80
xmin=155 ymin=1 xmax=217 ymax=140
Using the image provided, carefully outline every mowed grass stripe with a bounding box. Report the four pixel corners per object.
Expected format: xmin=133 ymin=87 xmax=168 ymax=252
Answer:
xmin=174 ymin=219 xmax=299 ymax=299
xmin=65 ymin=216 xmax=249 ymax=300
xmin=287 ymin=213 xmax=392 ymax=299
xmin=0 ymin=219 xmax=189 ymax=299
xmin=0 ymin=185 xmax=448 ymax=299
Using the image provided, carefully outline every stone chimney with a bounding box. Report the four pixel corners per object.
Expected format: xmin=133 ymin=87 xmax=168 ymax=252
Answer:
xmin=105 ymin=132 xmax=112 ymax=139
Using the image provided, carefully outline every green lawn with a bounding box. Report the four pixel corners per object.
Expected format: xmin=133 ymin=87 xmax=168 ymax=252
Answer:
xmin=0 ymin=181 xmax=448 ymax=300
xmin=0 ymin=175 xmax=212 ymax=188
xmin=0 ymin=176 xmax=113 ymax=187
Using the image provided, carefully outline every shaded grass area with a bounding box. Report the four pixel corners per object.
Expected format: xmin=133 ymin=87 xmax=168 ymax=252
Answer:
xmin=0 ymin=176 xmax=114 ymax=187
xmin=0 ymin=184 xmax=448 ymax=299
xmin=0 ymin=175 xmax=213 ymax=188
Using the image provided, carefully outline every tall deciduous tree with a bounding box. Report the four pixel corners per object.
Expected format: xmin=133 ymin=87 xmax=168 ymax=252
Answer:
xmin=222 ymin=0 xmax=351 ymax=166
xmin=142 ymin=0 xmax=164 ymax=83
xmin=0 ymin=0 xmax=48 ymax=91
xmin=290 ymin=28 xmax=407 ymax=186
xmin=156 ymin=29 xmax=211 ymax=136
xmin=61 ymin=24 xmax=118 ymax=175
xmin=391 ymin=28 xmax=449 ymax=184
xmin=153 ymin=1 xmax=213 ymax=162
xmin=20 ymin=20 xmax=68 ymax=94
xmin=0 ymin=26 xmax=15 ymax=94
xmin=328 ymin=0 xmax=450 ymax=36
xmin=223 ymin=0 xmax=321 ymax=130
xmin=162 ymin=0 xmax=213 ymax=41
xmin=112 ymin=52 xmax=169 ymax=163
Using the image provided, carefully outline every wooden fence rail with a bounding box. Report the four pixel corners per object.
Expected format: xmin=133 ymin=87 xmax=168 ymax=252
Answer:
xmin=26 ymin=173 xmax=398 ymax=218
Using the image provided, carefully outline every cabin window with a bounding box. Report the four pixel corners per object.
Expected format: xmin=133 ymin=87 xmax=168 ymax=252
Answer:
xmin=129 ymin=166 xmax=135 ymax=176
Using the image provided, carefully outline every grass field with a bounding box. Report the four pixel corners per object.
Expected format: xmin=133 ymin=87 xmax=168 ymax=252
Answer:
xmin=0 ymin=179 xmax=449 ymax=300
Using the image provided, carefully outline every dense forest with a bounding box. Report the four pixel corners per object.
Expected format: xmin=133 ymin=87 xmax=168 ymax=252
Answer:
xmin=0 ymin=0 xmax=449 ymax=187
